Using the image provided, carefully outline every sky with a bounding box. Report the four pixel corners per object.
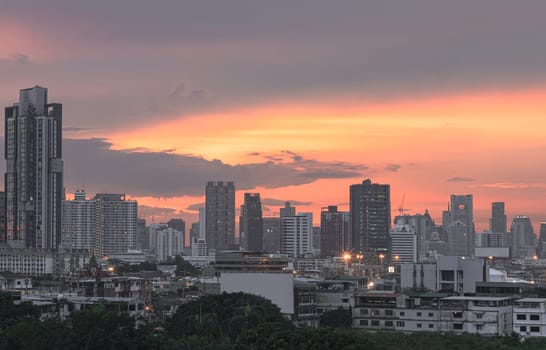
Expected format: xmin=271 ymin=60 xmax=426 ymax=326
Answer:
xmin=1 ymin=0 xmax=546 ymax=232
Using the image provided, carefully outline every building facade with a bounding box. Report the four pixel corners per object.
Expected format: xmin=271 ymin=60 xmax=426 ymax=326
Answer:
xmin=94 ymin=194 xmax=137 ymax=257
xmin=62 ymin=190 xmax=95 ymax=253
xmin=281 ymin=213 xmax=313 ymax=258
xmin=350 ymin=179 xmax=390 ymax=264
xmin=240 ymin=193 xmax=263 ymax=252
xmin=320 ymin=206 xmax=350 ymax=258
xmin=491 ymin=202 xmax=507 ymax=234
xmin=5 ymin=86 xmax=63 ymax=249
xmin=205 ymin=181 xmax=235 ymax=251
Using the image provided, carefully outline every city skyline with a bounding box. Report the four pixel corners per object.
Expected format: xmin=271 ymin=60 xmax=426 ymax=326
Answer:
xmin=1 ymin=1 xmax=546 ymax=231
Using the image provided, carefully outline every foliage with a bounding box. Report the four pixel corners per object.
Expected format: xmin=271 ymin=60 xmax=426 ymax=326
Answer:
xmin=319 ymin=307 xmax=352 ymax=328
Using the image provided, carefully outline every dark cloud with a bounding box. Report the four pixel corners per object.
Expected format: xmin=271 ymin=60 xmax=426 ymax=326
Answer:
xmin=447 ymin=177 xmax=476 ymax=183
xmin=3 ymin=1 xmax=546 ymax=129
xmin=63 ymin=127 xmax=92 ymax=132
xmin=261 ymin=198 xmax=312 ymax=206
xmin=138 ymin=205 xmax=178 ymax=217
xmin=186 ymin=203 xmax=205 ymax=211
xmin=384 ymin=164 xmax=401 ymax=172
xmin=55 ymin=138 xmax=366 ymax=198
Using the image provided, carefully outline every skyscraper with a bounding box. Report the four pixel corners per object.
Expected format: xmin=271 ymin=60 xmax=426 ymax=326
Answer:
xmin=263 ymin=217 xmax=281 ymax=253
xmin=445 ymin=195 xmax=475 ymax=256
xmin=5 ymin=86 xmax=63 ymax=249
xmin=490 ymin=202 xmax=507 ymax=234
xmin=280 ymin=202 xmax=296 ymax=217
xmin=205 ymin=181 xmax=235 ymax=251
xmin=394 ymin=211 xmax=434 ymax=261
xmin=167 ymin=218 xmax=186 ymax=248
xmin=320 ymin=206 xmax=350 ymax=258
xmin=350 ymin=179 xmax=391 ymax=263
xmin=94 ymin=194 xmax=137 ymax=256
xmin=240 ymin=193 xmax=263 ymax=251
xmin=538 ymin=223 xmax=546 ymax=258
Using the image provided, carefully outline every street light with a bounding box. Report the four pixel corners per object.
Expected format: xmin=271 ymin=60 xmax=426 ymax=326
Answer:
xmin=379 ymin=254 xmax=385 ymax=266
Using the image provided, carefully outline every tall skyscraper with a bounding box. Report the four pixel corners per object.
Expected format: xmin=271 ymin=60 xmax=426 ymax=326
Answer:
xmin=5 ymin=86 xmax=63 ymax=249
xmin=280 ymin=213 xmax=312 ymax=258
xmin=320 ymin=206 xmax=350 ymax=258
xmin=136 ymin=218 xmax=148 ymax=250
xmin=205 ymin=181 xmax=235 ymax=251
xmin=445 ymin=195 xmax=475 ymax=256
xmin=490 ymin=202 xmax=507 ymax=234
xmin=62 ymin=190 xmax=96 ymax=252
xmin=350 ymin=179 xmax=391 ymax=263
xmin=94 ymin=194 xmax=137 ymax=256
xmin=0 ymin=191 xmax=5 ymax=242
xmin=240 ymin=193 xmax=263 ymax=251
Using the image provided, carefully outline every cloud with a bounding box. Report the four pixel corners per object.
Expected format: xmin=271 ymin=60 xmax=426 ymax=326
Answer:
xmin=186 ymin=203 xmax=204 ymax=211
xmin=0 ymin=53 xmax=29 ymax=64
xmin=168 ymin=80 xmax=212 ymax=100
xmin=261 ymin=198 xmax=312 ymax=206
xmin=138 ymin=205 xmax=179 ymax=217
xmin=63 ymin=127 xmax=92 ymax=132
xmin=53 ymin=138 xmax=367 ymax=198
xmin=384 ymin=164 xmax=401 ymax=172
xmin=479 ymin=182 xmax=544 ymax=190
xmin=447 ymin=177 xmax=476 ymax=183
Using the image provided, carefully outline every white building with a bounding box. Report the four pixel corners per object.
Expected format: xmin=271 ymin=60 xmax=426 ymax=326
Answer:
xmin=156 ymin=227 xmax=184 ymax=261
xmin=401 ymin=256 xmax=487 ymax=294
xmin=513 ymin=298 xmax=546 ymax=337
xmin=281 ymin=213 xmax=313 ymax=258
xmin=191 ymin=237 xmax=208 ymax=257
xmin=390 ymin=224 xmax=418 ymax=264
xmin=62 ymin=190 xmax=95 ymax=252
xmin=94 ymin=194 xmax=137 ymax=257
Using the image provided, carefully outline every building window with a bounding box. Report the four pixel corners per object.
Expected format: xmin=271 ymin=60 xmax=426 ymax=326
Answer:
xmin=530 ymin=315 xmax=540 ymax=321
xmin=360 ymin=320 xmax=368 ymax=326
xmin=417 ymin=323 xmax=422 ymax=328
xmin=385 ymin=321 xmax=393 ymax=327
xmin=417 ymin=312 xmax=422 ymax=317
xmin=371 ymin=310 xmax=380 ymax=316
xmin=531 ymin=326 xmax=540 ymax=333
xmin=476 ymin=325 xmax=483 ymax=331
xmin=453 ymin=311 xmax=463 ymax=318
xmin=360 ymin=309 xmax=368 ymax=315
xmin=371 ymin=320 xmax=380 ymax=326
xmin=475 ymin=313 xmax=483 ymax=319
xmin=428 ymin=312 xmax=433 ymax=317
xmin=517 ymin=314 xmax=526 ymax=320
xmin=520 ymin=326 xmax=527 ymax=332
xmin=428 ymin=324 xmax=434 ymax=329
xmin=400 ymin=311 xmax=405 ymax=316
xmin=385 ymin=310 xmax=393 ymax=316
xmin=454 ymin=324 xmax=463 ymax=330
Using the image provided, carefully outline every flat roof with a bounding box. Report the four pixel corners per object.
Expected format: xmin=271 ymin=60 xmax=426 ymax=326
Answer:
xmin=515 ymin=298 xmax=546 ymax=303
xmin=442 ymin=296 xmax=512 ymax=301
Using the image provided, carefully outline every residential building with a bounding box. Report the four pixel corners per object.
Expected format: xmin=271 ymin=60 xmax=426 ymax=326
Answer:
xmin=94 ymin=194 xmax=137 ymax=257
xmin=350 ymin=179 xmax=391 ymax=264
xmin=394 ymin=212 xmax=434 ymax=260
xmin=5 ymin=86 xmax=63 ymax=249
xmin=166 ymin=218 xmax=185 ymax=248
xmin=156 ymin=227 xmax=184 ymax=261
xmin=509 ymin=216 xmax=536 ymax=258
xmin=444 ymin=195 xmax=475 ymax=257
xmin=390 ymin=224 xmax=418 ymax=264
xmin=240 ymin=193 xmax=263 ymax=252
xmin=320 ymin=206 xmax=350 ymax=258
xmin=538 ymin=223 xmax=546 ymax=258
xmin=263 ymin=217 xmax=281 ymax=253
xmin=205 ymin=181 xmax=235 ymax=251
xmin=281 ymin=213 xmax=313 ymax=258
xmin=513 ymin=298 xmax=546 ymax=337
xmin=62 ymin=190 xmax=95 ymax=253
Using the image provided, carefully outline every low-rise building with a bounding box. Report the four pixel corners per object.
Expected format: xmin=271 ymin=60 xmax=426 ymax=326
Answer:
xmin=513 ymin=298 xmax=546 ymax=337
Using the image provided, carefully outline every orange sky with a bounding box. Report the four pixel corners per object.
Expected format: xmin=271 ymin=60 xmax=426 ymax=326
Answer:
xmin=98 ymin=89 xmax=546 ymax=231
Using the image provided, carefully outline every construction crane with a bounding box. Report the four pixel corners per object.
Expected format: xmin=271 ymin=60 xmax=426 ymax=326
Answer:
xmin=397 ymin=193 xmax=411 ymax=215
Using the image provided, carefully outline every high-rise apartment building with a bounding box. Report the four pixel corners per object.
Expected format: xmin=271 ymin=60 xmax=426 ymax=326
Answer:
xmin=240 ymin=193 xmax=263 ymax=251
xmin=62 ymin=190 xmax=96 ymax=252
xmin=0 ymin=191 xmax=5 ymax=242
xmin=350 ymin=179 xmax=391 ymax=263
xmin=490 ymin=202 xmax=507 ymax=234
xmin=320 ymin=206 xmax=350 ymax=258
xmin=263 ymin=217 xmax=281 ymax=253
xmin=205 ymin=181 xmax=235 ymax=251
xmin=538 ymin=223 xmax=546 ymax=258
xmin=136 ymin=218 xmax=147 ymax=250
xmin=94 ymin=194 xmax=137 ymax=257
xmin=281 ymin=213 xmax=312 ymax=258
xmin=167 ymin=218 xmax=185 ymax=248
xmin=509 ymin=216 xmax=535 ymax=258
xmin=390 ymin=224 xmax=418 ymax=264
xmin=156 ymin=227 xmax=184 ymax=261
xmin=5 ymin=86 xmax=63 ymax=249
xmin=280 ymin=202 xmax=296 ymax=217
